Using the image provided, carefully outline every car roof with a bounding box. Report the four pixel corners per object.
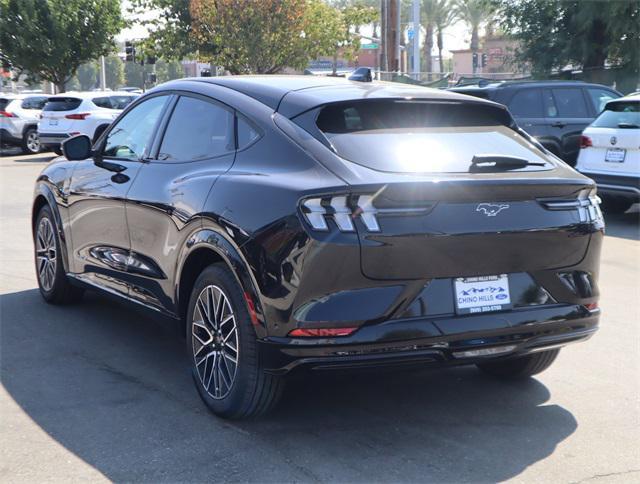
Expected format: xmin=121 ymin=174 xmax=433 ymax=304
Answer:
xmin=0 ymin=93 xmax=47 ymax=100
xmin=170 ymin=75 xmax=498 ymax=118
xmin=605 ymin=92 xmax=640 ymax=108
xmin=47 ymin=91 xmax=138 ymax=100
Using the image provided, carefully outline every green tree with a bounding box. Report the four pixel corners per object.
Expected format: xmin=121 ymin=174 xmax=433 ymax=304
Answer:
xmin=189 ymin=0 xmax=345 ymax=74
xmin=495 ymin=0 xmax=640 ymax=92
xmin=422 ymin=0 xmax=438 ymax=75
xmin=454 ymin=0 xmax=493 ymax=74
xmin=104 ymin=55 xmax=125 ymax=90
xmin=77 ymin=62 xmax=99 ymax=90
xmin=155 ymin=59 xmax=185 ymax=84
xmin=0 ymin=0 xmax=124 ymax=92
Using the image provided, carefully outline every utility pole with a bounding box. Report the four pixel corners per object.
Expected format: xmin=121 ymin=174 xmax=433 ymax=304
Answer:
xmin=380 ymin=0 xmax=387 ymax=72
xmin=99 ymin=55 xmax=107 ymax=91
xmin=388 ymin=0 xmax=399 ymax=73
xmin=412 ymin=0 xmax=420 ymax=78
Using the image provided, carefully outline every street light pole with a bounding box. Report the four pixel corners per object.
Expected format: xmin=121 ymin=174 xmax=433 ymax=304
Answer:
xmin=412 ymin=0 xmax=420 ymax=78
xmin=100 ymin=55 xmax=106 ymax=91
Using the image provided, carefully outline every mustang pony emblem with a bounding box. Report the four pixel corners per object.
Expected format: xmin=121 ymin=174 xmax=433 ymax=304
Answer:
xmin=476 ymin=203 xmax=510 ymax=217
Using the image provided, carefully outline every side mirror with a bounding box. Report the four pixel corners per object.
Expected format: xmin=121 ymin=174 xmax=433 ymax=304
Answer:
xmin=62 ymin=134 xmax=92 ymax=160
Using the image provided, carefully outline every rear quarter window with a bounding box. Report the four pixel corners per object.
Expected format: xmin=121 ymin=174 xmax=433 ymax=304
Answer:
xmin=314 ymin=100 xmax=551 ymax=173
xmin=0 ymin=99 xmax=9 ymax=111
xmin=92 ymin=96 xmax=136 ymax=110
xmin=43 ymin=97 xmax=82 ymax=112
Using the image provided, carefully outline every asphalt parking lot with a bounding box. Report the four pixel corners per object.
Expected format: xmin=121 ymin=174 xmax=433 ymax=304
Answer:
xmin=1 ymin=150 xmax=639 ymax=483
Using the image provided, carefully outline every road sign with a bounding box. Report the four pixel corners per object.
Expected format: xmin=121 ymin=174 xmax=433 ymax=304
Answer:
xmin=362 ymin=43 xmax=379 ymax=50
xmin=408 ymin=28 xmax=414 ymax=41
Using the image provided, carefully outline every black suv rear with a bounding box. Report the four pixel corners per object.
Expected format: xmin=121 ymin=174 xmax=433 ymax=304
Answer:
xmin=449 ymin=81 xmax=621 ymax=165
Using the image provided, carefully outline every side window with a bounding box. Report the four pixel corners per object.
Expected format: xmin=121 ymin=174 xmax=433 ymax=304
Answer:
xmin=587 ymin=88 xmax=617 ymax=114
xmin=551 ymin=88 xmax=589 ymax=118
xmin=542 ymin=90 xmax=558 ymax=117
xmin=103 ymin=95 xmax=168 ymax=160
xmin=237 ymin=115 xmax=260 ymax=149
xmin=21 ymin=97 xmax=47 ymax=110
xmin=158 ymin=96 xmax=234 ymax=162
xmin=92 ymin=97 xmax=112 ymax=109
xmin=508 ymin=89 xmax=543 ymax=117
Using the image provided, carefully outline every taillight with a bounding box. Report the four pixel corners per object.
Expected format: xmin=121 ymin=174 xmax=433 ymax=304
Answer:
xmin=301 ymin=194 xmax=380 ymax=232
xmin=65 ymin=113 xmax=90 ymax=120
xmin=585 ymin=302 xmax=599 ymax=311
xmin=0 ymin=111 xmax=15 ymax=118
xmin=288 ymin=327 xmax=358 ymax=338
xmin=580 ymin=135 xmax=592 ymax=148
xmin=540 ymin=189 xmax=603 ymax=224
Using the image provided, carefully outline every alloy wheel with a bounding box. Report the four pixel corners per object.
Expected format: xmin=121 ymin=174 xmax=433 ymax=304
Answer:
xmin=26 ymin=131 xmax=40 ymax=153
xmin=36 ymin=217 xmax=57 ymax=291
xmin=192 ymin=284 xmax=239 ymax=400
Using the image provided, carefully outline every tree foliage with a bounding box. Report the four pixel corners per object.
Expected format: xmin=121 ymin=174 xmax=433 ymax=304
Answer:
xmin=495 ymin=0 xmax=640 ymax=91
xmin=0 ymin=0 xmax=124 ymax=92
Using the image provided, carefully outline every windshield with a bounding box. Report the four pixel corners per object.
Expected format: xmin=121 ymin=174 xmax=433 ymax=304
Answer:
xmin=591 ymin=102 xmax=640 ymax=128
xmin=315 ymin=100 xmax=551 ymax=173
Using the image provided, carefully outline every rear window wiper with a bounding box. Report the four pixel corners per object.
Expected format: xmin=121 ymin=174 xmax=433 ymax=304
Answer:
xmin=469 ymin=155 xmax=546 ymax=172
xmin=617 ymin=122 xmax=640 ymax=129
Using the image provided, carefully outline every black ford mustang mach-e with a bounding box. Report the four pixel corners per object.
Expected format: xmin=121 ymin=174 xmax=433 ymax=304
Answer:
xmin=32 ymin=76 xmax=603 ymax=418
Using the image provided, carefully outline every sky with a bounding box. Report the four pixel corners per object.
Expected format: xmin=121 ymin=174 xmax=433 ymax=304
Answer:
xmin=118 ymin=0 xmax=473 ymax=58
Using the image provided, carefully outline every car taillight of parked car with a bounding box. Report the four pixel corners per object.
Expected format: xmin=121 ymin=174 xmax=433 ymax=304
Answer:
xmin=580 ymin=135 xmax=593 ymax=148
xmin=65 ymin=113 xmax=91 ymax=120
xmin=0 ymin=111 xmax=16 ymax=117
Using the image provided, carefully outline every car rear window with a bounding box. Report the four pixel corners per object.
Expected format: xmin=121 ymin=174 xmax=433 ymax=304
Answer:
xmin=315 ymin=100 xmax=551 ymax=173
xmin=92 ymin=95 xmax=136 ymax=110
xmin=43 ymin=97 xmax=82 ymax=112
xmin=0 ymin=98 xmax=9 ymax=111
xmin=591 ymin=102 xmax=640 ymax=129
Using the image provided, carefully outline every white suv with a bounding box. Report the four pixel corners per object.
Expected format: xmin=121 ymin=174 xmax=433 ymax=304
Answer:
xmin=0 ymin=93 xmax=49 ymax=154
xmin=38 ymin=91 xmax=137 ymax=153
xmin=576 ymin=93 xmax=640 ymax=213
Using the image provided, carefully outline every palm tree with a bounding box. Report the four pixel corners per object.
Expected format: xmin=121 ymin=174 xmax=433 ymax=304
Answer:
xmin=432 ymin=0 xmax=457 ymax=74
xmin=422 ymin=0 xmax=438 ymax=77
xmin=454 ymin=0 xmax=493 ymax=74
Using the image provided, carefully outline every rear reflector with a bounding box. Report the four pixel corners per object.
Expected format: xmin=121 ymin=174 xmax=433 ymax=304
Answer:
xmin=580 ymin=135 xmax=593 ymax=148
xmin=585 ymin=302 xmax=599 ymax=311
xmin=65 ymin=113 xmax=90 ymax=120
xmin=452 ymin=345 xmax=516 ymax=358
xmin=288 ymin=327 xmax=358 ymax=338
xmin=243 ymin=292 xmax=259 ymax=326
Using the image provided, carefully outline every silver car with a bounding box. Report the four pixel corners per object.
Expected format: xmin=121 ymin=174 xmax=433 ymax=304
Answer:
xmin=0 ymin=93 xmax=48 ymax=154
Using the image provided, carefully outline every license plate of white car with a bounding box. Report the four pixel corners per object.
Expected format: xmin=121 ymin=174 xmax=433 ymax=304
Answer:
xmin=454 ymin=274 xmax=512 ymax=315
xmin=49 ymin=119 xmax=58 ymax=126
xmin=605 ymin=148 xmax=626 ymax=163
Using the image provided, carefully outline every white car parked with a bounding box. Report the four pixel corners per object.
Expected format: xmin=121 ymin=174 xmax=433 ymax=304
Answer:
xmin=38 ymin=91 xmax=137 ymax=153
xmin=576 ymin=93 xmax=640 ymax=213
xmin=0 ymin=93 xmax=49 ymax=154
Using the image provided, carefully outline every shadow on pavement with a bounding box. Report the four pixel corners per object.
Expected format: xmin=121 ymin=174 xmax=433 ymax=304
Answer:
xmin=603 ymin=205 xmax=640 ymax=241
xmin=1 ymin=289 xmax=577 ymax=482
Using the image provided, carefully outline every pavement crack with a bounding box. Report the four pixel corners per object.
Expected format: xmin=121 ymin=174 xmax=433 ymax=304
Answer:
xmin=570 ymin=469 xmax=640 ymax=483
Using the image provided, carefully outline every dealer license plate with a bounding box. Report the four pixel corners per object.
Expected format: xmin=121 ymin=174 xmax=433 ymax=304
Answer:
xmin=605 ymin=148 xmax=626 ymax=163
xmin=454 ymin=274 xmax=512 ymax=315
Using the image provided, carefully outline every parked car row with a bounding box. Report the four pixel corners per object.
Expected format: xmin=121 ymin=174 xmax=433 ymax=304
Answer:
xmin=449 ymin=80 xmax=637 ymax=213
xmin=0 ymin=91 xmax=137 ymax=154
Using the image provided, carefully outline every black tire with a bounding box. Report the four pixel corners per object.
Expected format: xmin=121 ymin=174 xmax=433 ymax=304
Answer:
xmin=92 ymin=125 xmax=108 ymax=144
xmin=476 ymin=349 xmax=560 ymax=380
xmin=21 ymin=128 xmax=40 ymax=154
xmin=34 ymin=205 xmax=84 ymax=304
xmin=186 ymin=264 xmax=283 ymax=419
xmin=599 ymin=196 xmax=633 ymax=214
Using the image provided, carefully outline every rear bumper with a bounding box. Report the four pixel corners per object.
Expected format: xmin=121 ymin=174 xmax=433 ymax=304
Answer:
xmin=585 ymin=172 xmax=640 ymax=201
xmin=259 ymin=304 xmax=599 ymax=374
xmin=39 ymin=132 xmax=69 ymax=147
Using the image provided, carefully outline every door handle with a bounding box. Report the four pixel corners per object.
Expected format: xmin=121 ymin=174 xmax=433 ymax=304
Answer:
xmin=551 ymin=121 xmax=566 ymax=128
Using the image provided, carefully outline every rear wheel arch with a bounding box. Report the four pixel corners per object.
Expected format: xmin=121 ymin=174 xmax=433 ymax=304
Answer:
xmin=176 ymin=234 xmax=266 ymax=338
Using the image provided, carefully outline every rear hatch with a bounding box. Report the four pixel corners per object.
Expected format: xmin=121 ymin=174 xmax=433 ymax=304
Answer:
xmin=40 ymin=97 xmax=83 ymax=132
xmin=578 ymin=100 xmax=640 ymax=175
xmin=310 ymin=99 xmax=597 ymax=280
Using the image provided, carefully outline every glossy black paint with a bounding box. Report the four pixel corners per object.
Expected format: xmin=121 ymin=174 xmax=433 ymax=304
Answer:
xmin=33 ymin=76 xmax=603 ymax=373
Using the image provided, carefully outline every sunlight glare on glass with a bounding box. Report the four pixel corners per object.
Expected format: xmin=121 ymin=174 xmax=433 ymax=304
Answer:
xmin=395 ymin=135 xmax=452 ymax=172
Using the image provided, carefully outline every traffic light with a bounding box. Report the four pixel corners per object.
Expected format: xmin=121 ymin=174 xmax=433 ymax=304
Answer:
xmin=472 ymin=53 xmax=478 ymax=68
xmin=146 ymin=56 xmax=156 ymax=65
xmin=481 ymin=53 xmax=488 ymax=67
xmin=125 ymin=41 xmax=135 ymax=62
xmin=200 ymin=68 xmax=211 ymax=77
xmin=147 ymin=73 xmax=157 ymax=84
